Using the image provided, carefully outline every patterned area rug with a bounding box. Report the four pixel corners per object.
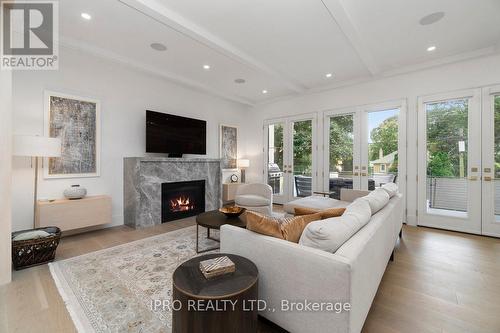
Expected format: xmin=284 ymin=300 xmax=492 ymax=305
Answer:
xmin=49 ymin=225 xmax=219 ymax=333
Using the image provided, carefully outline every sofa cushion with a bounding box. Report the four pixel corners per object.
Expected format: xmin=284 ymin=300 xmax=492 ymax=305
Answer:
xmin=344 ymin=198 xmax=373 ymax=224
xmin=283 ymin=196 xmax=350 ymax=214
xmin=235 ymin=194 xmax=271 ymax=207
xmin=381 ymin=183 xmax=398 ymax=198
xmin=299 ymin=199 xmax=371 ymax=252
xmin=246 ymin=211 xmax=322 ymax=243
xmin=294 ymin=206 xmax=346 ymax=219
xmin=365 ymin=188 xmax=390 ymax=215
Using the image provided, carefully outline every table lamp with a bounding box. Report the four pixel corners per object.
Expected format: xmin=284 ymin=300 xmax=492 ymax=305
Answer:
xmin=237 ymin=159 xmax=250 ymax=183
xmin=13 ymin=135 xmax=61 ymax=228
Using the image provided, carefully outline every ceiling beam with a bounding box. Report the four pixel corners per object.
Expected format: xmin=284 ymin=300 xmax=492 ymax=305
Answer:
xmin=119 ymin=0 xmax=306 ymax=93
xmin=320 ymin=0 xmax=380 ymax=76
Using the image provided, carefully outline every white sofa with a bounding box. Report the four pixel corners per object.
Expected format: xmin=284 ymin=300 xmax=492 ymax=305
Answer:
xmin=221 ymin=189 xmax=403 ymax=333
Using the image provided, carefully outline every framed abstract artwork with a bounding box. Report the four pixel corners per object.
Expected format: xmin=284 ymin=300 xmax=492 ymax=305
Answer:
xmin=44 ymin=91 xmax=101 ymax=178
xmin=219 ymin=124 xmax=238 ymax=170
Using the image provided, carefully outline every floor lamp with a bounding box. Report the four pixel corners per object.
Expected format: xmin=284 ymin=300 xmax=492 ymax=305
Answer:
xmin=13 ymin=135 xmax=61 ymax=228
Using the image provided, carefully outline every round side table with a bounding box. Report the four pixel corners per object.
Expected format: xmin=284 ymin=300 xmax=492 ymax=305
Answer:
xmin=195 ymin=210 xmax=247 ymax=253
xmin=172 ymin=253 xmax=258 ymax=333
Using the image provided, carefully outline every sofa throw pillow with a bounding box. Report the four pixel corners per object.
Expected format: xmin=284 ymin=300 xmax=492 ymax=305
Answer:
xmin=344 ymin=198 xmax=373 ymax=224
xmin=294 ymin=207 xmax=346 ymax=219
xmin=293 ymin=206 xmax=319 ymax=216
xmin=299 ymin=198 xmax=372 ymax=252
xmin=246 ymin=211 xmax=322 ymax=243
xmin=365 ymin=188 xmax=390 ymax=215
xmin=381 ymin=182 xmax=398 ymax=197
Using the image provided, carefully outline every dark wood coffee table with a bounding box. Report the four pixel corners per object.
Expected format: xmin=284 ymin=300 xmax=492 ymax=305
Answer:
xmin=172 ymin=253 xmax=258 ymax=333
xmin=196 ymin=210 xmax=247 ymax=253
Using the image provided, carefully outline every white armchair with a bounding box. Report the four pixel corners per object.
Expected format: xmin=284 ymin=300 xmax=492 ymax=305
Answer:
xmin=235 ymin=183 xmax=273 ymax=215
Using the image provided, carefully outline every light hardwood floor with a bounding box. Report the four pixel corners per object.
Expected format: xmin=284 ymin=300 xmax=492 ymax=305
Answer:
xmin=1 ymin=219 xmax=500 ymax=333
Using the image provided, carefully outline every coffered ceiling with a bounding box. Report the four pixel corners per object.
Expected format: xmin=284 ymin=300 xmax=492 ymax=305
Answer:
xmin=59 ymin=0 xmax=500 ymax=105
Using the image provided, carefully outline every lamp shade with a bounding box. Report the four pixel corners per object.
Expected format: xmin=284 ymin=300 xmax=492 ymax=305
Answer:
xmin=13 ymin=135 xmax=62 ymax=157
xmin=237 ymin=159 xmax=250 ymax=168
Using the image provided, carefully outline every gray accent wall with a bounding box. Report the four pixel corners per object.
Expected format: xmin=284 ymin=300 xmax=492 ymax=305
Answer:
xmin=124 ymin=157 xmax=222 ymax=228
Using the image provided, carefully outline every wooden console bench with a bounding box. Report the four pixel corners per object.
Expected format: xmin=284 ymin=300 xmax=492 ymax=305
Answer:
xmin=36 ymin=195 xmax=112 ymax=233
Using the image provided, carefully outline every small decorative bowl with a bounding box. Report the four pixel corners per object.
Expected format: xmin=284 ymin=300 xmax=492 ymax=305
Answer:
xmin=219 ymin=206 xmax=246 ymax=218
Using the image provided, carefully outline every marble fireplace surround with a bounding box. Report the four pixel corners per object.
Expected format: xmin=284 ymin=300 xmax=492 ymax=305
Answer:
xmin=124 ymin=157 xmax=222 ymax=228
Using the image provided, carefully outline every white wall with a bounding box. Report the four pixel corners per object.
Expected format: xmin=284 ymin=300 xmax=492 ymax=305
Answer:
xmin=0 ymin=69 xmax=13 ymax=285
xmin=11 ymin=47 xmax=250 ymax=231
xmin=246 ymin=53 xmax=500 ymax=225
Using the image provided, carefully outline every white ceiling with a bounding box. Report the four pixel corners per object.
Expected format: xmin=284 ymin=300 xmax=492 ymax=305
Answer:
xmin=59 ymin=0 xmax=500 ymax=105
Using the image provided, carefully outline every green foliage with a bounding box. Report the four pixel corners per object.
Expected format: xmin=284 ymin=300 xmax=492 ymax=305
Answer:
xmin=427 ymin=151 xmax=455 ymax=177
xmin=426 ymin=100 xmax=468 ymax=177
xmin=369 ymin=116 xmax=398 ymax=161
xmin=271 ymin=124 xmax=284 ymax=169
xmin=293 ymin=120 xmax=312 ymax=175
xmin=329 ymin=115 xmax=354 ymax=171
xmin=268 ymin=121 xmax=314 ymax=176
xmin=270 ymin=97 xmax=480 ymax=179
xmin=389 ymin=153 xmax=399 ymax=173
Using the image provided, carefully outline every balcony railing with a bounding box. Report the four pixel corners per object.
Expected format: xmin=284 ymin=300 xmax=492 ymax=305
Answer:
xmin=427 ymin=176 xmax=500 ymax=214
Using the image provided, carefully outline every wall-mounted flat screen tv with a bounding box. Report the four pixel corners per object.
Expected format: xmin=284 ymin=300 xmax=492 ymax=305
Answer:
xmin=146 ymin=110 xmax=206 ymax=156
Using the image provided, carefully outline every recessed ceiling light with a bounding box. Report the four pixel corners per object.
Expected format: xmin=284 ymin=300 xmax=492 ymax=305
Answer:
xmin=150 ymin=43 xmax=167 ymax=51
xmin=203 ymin=65 xmax=211 ymax=70
xmin=262 ymin=90 xmax=268 ymax=94
xmin=234 ymin=78 xmax=246 ymax=84
xmin=81 ymin=13 xmax=92 ymax=20
xmin=325 ymin=73 xmax=333 ymax=78
xmin=427 ymin=45 xmax=437 ymax=52
xmin=419 ymin=12 xmax=445 ymax=26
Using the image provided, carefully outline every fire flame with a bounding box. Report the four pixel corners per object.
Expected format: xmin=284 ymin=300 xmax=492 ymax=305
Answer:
xmin=170 ymin=195 xmax=195 ymax=212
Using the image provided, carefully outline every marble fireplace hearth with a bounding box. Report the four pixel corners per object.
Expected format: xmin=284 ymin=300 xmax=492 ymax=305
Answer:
xmin=124 ymin=157 xmax=222 ymax=228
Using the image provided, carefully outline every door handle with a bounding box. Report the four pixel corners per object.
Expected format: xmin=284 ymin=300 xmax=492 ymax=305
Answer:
xmin=361 ymin=173 xmax=367 ymax=177
xmin=484 ymin=176 xmax=492 ymax=181
xmin=469 ymin=176 xmax=478 ymax=181
xmin=353 ymin=172 xmax=359 ymax=176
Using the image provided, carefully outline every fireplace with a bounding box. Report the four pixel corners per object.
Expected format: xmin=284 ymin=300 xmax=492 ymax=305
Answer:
xmin=161 ymin=180 xmax=205 ymax=222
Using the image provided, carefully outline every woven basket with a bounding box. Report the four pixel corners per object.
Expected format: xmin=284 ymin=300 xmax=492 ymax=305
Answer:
xmin=11 ymin=226 xmax=61 ymax=270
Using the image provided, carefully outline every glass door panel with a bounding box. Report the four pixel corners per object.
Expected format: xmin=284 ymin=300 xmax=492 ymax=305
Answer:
xmin=365 ymin=109 xmax=400 ymax=190
xmin=425 ymin=99 xmax=469 ymax=215
xmin=291 ymin=119 xmax=314 ymax=198
xmin=481 ymin=88 xmax=500 ymax=237
xmin=266 ymin=122 xmax=288 ymax=204
xmin=327 ymin=114 xmax=357 ymax=199
xmin=494 ymin=95 xmax=500 ymax=220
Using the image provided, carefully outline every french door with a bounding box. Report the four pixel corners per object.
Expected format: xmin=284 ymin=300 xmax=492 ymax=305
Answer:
xmin=324 ymin=101 xmax=405 ymax=196
xmin=418 ymin=87 xmax=500 ymax=237
xmin=264 ymin=114 xmax=318 ymax=204
xmin=481 ymin=85 xmax=500 ymax=237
